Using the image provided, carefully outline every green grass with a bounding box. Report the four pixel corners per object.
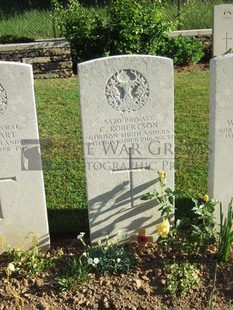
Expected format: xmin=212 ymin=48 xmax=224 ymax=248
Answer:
xmin=164 ymin=0 xmax=230 ymax=30
xmin=0 ymin=10 xmax=56 ymax=39
xmin=175 ymin=71 xmax=209 ymax=196
xmin=34 ymin=70 xmax=209 ymax=225
xmin=35 ymin=78 xmax=86 ymax=213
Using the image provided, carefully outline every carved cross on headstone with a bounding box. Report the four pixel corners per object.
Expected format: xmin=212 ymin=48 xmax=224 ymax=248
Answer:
xmin=222 ymin=32 xmax=232 ymax=50
xmin=131 ymin=228 xmax=153 ymax=249
xmin=0 ymin=176 xmax=17 ymax=219
xmin=111 ymin=147 xmax=150 ymax=208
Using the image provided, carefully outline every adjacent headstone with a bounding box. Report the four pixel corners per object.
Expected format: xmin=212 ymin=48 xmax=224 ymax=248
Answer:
xmin=208 ymin=54 xmax=233 ymax=221
xmin=213 ymin=4 xmax=233 ymax=56
xmin=78 ymin=55 xmax=174 ymax=244
xmin=0 ymin=61 xmax=49 ymax=252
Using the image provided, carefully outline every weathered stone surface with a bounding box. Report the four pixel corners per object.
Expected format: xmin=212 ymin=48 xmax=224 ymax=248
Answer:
xmin=22 ymin=57 xmax=51 ymax=64
xmin=208 ymin=54 xmax=233 ymax=221
xmin=0 ymin=61 xmax=50 ymax=251
xmin=51 ymin=55 xmax=72 ymax=62
xmin=45 ymin=48 xmax=71 ymax=56
xmin=78 ymin=55 xmax=174 ymax=244
xmin=213 ymin=4 xmax=233 ymax=56
xmin=0 ymin=39 xmax=73 ymax=79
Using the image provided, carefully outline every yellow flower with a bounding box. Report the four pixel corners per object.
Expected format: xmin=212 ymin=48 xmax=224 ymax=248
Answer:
xmin=158 ymin=170 xmax=166 ymax=178
xmin=203 ymin=194 xmax=209 ymax=203
xmin=157 ymin=219 xmax=170 ymax=238
xmin=158 ymin=170 xmax=167 ymax=186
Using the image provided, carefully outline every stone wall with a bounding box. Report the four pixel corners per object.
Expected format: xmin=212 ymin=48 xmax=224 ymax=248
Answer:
xmin=0 ymin=30 xmax=212 ymax=79
xmin=0 ymin=39 xmax=73 ymax=79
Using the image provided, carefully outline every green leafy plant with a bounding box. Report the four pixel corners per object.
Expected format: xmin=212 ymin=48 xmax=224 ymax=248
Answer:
xmin=89 ymin=237 xmax=135 ymax=276
xmin=218 ymin=199 xmax=233 ymax=262
xmin=106 ymin=0 xmax=175 ymax=55
xmin=141 ymin=171 xmax=175 ymax=245
xmin=57 ymin=255 xmax=89 ymax=291
xmin=164 ymin=261 xmax=201 ymax=298
xmin=76 ymin=233 xmax=135 ymax=277
xmin=56 ymin=232 xmax=134 ymax=290
xmin=175 ymin=195 xmax=218 ymax=254
xmin=141 ymin=171 xmax=175 ymax=220
xmin=142 ymin=172 xmax=218 ymax=254
xmin=157 ymin=35 xmax=204 ymax=66
xmin=0 ymin=34 xmax=35 ymax=44
xmin=52 ymin=0 xmax=107 ymax=64
xmin=4 ymin=236 xmax=60 ymax=278
xmin=53 ymin=0 xmax=204 ymax=66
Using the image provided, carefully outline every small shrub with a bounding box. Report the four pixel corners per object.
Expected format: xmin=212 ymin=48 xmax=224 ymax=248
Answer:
xmin=164 ymin=261 xmax=201 ymax=298
xmin=52 ymin=0 xmax=108 ymax=63
xmin=106 ymin=0 xmax=175 ymax=55
xmin=77 ymin=233 xmax=135 ymax=276
xmin=53 ymin=0 xmax=205 ymax=66
xmin=89 ymin=242 xmax=135 ymax=276
xmin=142 ymin=172 xmax=218 ymax=254
xmin=54 ymin=0 xmax=205 ymax=66
xmin=172 ymin=195 xmax=218 ymax=254
xmin=157 ymin=35 xmax=205 ymax=66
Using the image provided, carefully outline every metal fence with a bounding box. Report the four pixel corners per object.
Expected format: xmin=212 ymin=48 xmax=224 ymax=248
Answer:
xmin=0 ymin=0 xmax=233 ymax=39
xmin=0 ymin=0 xmax=106 ymax=15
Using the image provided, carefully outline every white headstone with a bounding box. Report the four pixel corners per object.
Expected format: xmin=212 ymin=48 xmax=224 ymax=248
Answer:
xmin=208 ymin=54 xmax=233 ymax=221
xmin=0 ymin=61 xmax=49 ymax=252
xmin=213 ymin=4 xmax=233 ymax=56
xmin=78 ymin=55 xmax=174 ymax=244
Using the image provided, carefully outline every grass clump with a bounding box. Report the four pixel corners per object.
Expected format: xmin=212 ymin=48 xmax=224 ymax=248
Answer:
xmin=218 ymin=199 xmax=233 ymax=262
xmin=57 ymin=256 xmax=89 ymax=291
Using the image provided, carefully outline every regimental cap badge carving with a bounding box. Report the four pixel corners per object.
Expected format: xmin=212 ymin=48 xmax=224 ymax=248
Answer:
xmin=0 ymin=84 xmax=7 ymax=116
xmin=222 ymin=9 xmax=233 ymax=20
xmin=105 ymin=69 xmax=149 ymax=113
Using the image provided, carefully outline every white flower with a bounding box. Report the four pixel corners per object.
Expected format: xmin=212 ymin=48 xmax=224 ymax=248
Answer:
xmin=7 ymin=262 xmax=15 ymax=272
xmin=93 ymin=257 xmax=99 ymax=265
xmin=87 ymin=258 xmax=93 ymax=265
xmin=77 ymin=232 xmax=85 ymax=240
xmin=117 ymin=258 xmax=121 ymax=263
xmin=82 ymin=252 xmax=87 ymax=257
xmin=77 ymin=232 xmax=86 ymax=246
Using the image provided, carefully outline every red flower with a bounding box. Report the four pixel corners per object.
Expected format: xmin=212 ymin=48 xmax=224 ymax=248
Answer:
xmin=137 ymin=235 xmax=148 ymax=246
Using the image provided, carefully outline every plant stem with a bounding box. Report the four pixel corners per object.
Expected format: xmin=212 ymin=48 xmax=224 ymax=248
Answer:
xmin=208 ymin=262 xmax=218 ymax=310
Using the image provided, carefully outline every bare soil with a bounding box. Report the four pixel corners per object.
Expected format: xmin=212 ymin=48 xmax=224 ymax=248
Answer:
xmin=0 ymin=236 xmax=233 ymax=310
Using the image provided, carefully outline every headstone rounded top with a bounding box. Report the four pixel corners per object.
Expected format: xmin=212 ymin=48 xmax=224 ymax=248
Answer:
xmin=78 ymin=54 xmax=173 ymax=67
